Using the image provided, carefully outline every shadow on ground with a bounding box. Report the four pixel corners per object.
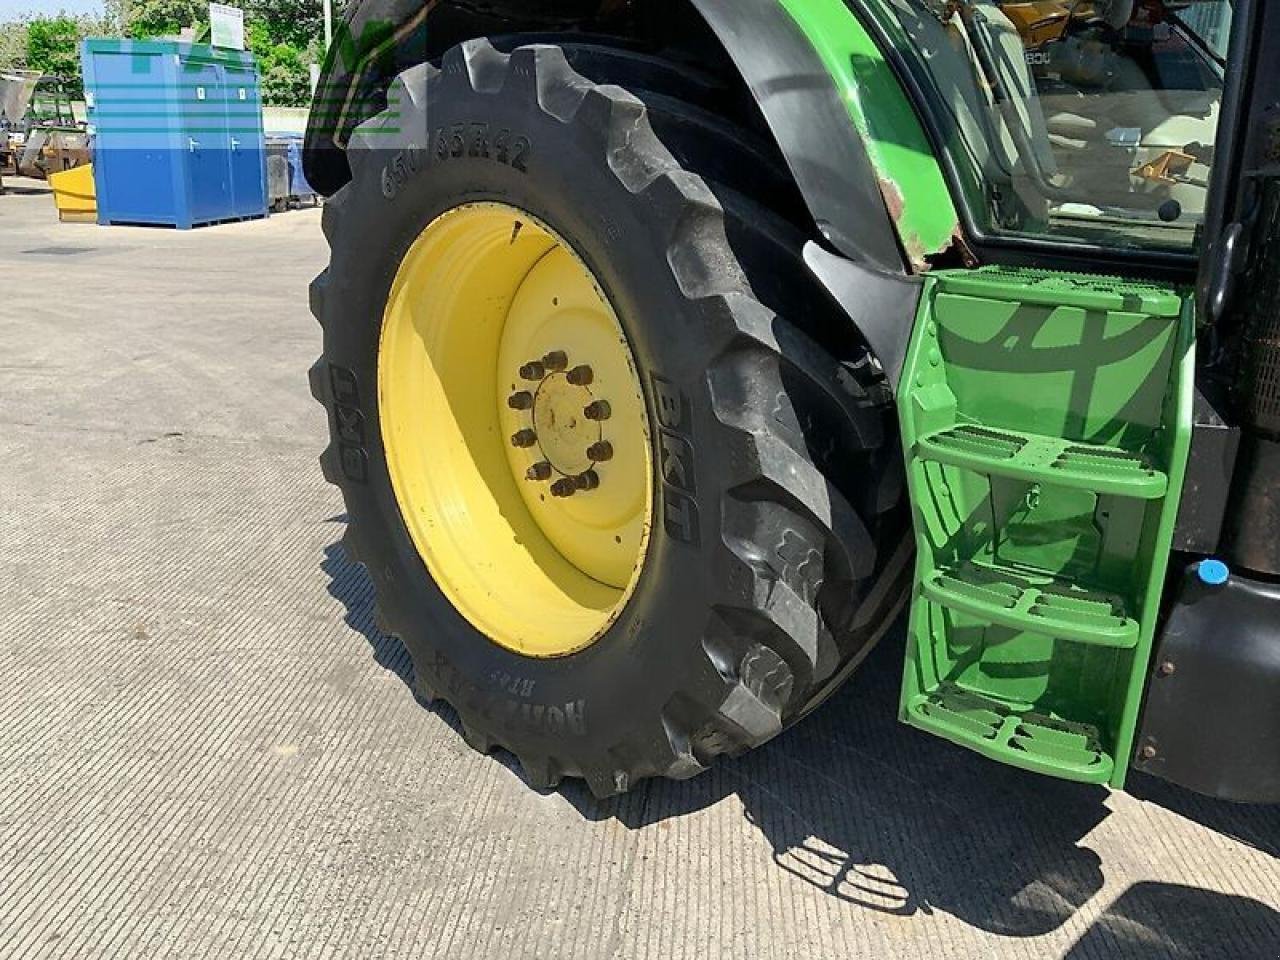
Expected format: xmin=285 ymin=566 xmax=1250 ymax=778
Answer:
xmin=1064 ymin=882 xmax=1279 ymax=959
xmin=323 ymin=532 xmax=1279 ymax=951
xmin=1 ymin=182 xmax=52 ymax=196
xmin=321 ymin=532 xmax=527 ymax=784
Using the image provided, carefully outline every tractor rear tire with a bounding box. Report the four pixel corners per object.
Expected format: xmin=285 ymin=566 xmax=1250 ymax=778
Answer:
xmin=310 ymin=39 xmax=908 ymax=798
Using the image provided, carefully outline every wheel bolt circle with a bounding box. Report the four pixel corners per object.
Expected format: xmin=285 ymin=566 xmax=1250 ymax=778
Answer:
xmin=508 ymin=390 xmax=534 ymax=410
xmin=526 ymin=461 xmax=552 ymax=481
xmin=511 ymin=429 xmax=538 ymax=449
xmin=566 ymin=364 xmax=594 ymax=386
xmin=584 ymin=400 xmax=611 ymax=421
xmin=519 ymin=361 xmax=545 ymax=381
xmin=587 ymin=441 xmax=613 ymax=462
xmin=542 ymin=350 xmax=568 ymax=372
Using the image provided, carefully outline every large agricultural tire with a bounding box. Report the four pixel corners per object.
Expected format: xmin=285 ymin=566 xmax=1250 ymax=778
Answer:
xmin=309 ymin=38 xmax=909 ymax=799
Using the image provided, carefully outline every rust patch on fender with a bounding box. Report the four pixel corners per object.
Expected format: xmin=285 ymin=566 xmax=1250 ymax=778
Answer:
xmin=878 ymin=176 xmax=972 ymax=272
xmin=878 ymin=177 xmax=905 ymax=223
xmin=923 ymin=224 xmax=979 ymax=271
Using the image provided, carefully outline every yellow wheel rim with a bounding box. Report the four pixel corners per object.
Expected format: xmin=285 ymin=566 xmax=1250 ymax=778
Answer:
xmin=379 ymin=203 xmax=652 ymax=657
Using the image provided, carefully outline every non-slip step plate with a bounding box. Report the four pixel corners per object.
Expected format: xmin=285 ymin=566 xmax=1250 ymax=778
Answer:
xmin=935 ymin=267 xmax=1184 ymax=317
xmin=922 ymin=563 xmax=1140 ymax=647
xmin=917 ymin=423 xmax=1168 ymax=499
xmin=906 ymin=685 xmax=1115 ymax=784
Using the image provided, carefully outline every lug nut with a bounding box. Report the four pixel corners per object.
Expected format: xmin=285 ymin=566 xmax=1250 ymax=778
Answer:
xmin=566 ymin=364 xmax=594 ymax=386
xmin=519 ymin=361 xmax=546 ymax=381
xmin=511 ymin=429 xmax=538 ymax=449
xmin=584 ymin=400 xmax=611 ymax=421
xmin=587 ymin=441 xmax=613 ymax=462
xmin=551 ymin=470 xmax=601 ymax=497
xmin=507 ymin=391 xmax=534 ymax=410
xmin=526 ymin=461 xmax=552 ymax=481
xmin=542 ymin=350 xmax=568 ymax=372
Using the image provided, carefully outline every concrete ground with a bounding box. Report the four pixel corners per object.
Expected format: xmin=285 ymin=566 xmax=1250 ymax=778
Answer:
xmin=1 ymin=175 xmax=1277 ymax=960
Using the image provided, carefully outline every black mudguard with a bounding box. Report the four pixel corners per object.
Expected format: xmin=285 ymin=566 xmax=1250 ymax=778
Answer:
xmin=686 ymin=0 xmax=904 ymax=272
xmin=302 ymin=0 xmax=908 ymax=275
xmin=1133 ymin=564 xmax=1280 ymax=805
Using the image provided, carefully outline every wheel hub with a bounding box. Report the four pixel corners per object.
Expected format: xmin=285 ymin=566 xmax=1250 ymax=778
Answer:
xmin=378 ymin=202 xmax=652 ymax=658
xmin=510 ymin=361 xmax=609 ymax=487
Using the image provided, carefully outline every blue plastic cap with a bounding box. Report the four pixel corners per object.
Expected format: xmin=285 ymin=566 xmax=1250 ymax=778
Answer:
xmin=1197 ymin=558 xmax=1230 ymax=586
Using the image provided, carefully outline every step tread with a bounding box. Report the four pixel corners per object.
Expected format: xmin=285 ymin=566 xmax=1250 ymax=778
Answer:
xmin=917 ymin=423 xmax=1168 ymax=499
xmin=922 ymin=561 xmax=1140 ymax=647
xmin=936 ymin=267 xmax=1183 ymax=317
xmin=905 ymin=685 xmax=1114 ymax=783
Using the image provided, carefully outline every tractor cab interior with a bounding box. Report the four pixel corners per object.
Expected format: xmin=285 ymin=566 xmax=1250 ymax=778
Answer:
xmin=889 ymin=0 xmax=1230 ymax=252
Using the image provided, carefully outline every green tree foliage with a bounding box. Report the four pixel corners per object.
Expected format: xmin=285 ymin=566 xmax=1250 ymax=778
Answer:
xmin=25 ymin=16 xmax=81 ymax=81
xmin=122 ymin=0 xmax=206 ymax=38
xmin=243 ymin=0 xmax=348 ymax=106
xmin=21 ymin=13 xmax=120 ymax=98
xmin=0 ymin=17 xmax=28 ymax=69
xmin=0 ymin=5 xmax=120 ymax=96
xmin=246 ymin=19 xmax=310 ymax=106
xmin=245 ymin=0 xmax=330 ymax=51
xmin=0 ymin=0 xmax=344 ymax=107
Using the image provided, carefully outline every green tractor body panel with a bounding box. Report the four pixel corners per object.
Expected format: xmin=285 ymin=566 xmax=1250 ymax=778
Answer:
xmin=776 ymin=0 xmax=959 ymax=264
xmin=895 ymin=268 xmax=1195 ymax=787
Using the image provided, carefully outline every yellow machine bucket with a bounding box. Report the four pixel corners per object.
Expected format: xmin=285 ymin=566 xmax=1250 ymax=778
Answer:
xmin=48 ymin=164 xmax=97 ymax=223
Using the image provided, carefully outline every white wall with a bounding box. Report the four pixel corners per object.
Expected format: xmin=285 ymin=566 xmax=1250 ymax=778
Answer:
xmin=262 ymin=106 xmax=310 ymax=135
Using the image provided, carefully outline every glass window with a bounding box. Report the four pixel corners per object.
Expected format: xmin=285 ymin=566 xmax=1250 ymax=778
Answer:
xmin=884 ymin=0 xmax=1231 ymax=252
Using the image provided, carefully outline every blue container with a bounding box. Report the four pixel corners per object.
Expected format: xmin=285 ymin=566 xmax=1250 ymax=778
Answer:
xmin=82 ymin=39 xmax=267 ymax=228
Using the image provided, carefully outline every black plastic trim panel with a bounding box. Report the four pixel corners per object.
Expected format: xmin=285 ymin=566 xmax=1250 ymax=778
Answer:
xmin=1134 ymin=565 xmax=1280 ymax=804
xmin=804 ymin=242 xmax=922 ymax=390
xmin=687 ymin=0 xmax=906 ymax=273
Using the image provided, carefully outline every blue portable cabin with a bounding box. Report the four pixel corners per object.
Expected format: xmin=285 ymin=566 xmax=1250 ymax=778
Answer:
xmin=81 ymin=39 xmax=267 ymax=228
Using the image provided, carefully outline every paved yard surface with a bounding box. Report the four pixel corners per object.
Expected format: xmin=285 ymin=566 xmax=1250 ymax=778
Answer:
xmin=2 ymin=177 xmax=1277 ymax=959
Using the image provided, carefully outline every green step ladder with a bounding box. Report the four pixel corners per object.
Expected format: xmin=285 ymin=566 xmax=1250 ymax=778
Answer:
xmin=897 ymin=267 xmax=1195 ymax=788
